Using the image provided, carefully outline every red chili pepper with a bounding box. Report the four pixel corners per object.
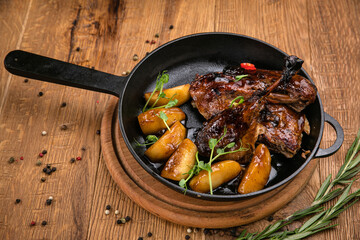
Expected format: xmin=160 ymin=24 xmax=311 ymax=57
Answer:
xmin=241 ymin=63 xmax=256 ymax=71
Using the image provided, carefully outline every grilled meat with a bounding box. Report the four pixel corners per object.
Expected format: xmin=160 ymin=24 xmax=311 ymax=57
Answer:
xmin=190 ymin=64 xmax=317 ymax=120
xmin=195 ymin=56 xmax=309 ymax=162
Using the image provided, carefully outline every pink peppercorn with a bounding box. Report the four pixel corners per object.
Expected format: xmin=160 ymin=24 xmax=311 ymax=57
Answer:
xmin=76 ymin=157 xmax=82 ymax=161
xmin=20 ymin=156 xmax=24 ymax=160
xmin=39 ymin=153 xmax=44 ymax=157
xmin=30 ymin=221 xmax=36 ymax=226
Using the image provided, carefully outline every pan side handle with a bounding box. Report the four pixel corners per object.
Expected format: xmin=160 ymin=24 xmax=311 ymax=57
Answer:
xmin=4 ymin=50 xmax=126 ymax=97
xmin=315 ymin=112 xmax=344 ymax=158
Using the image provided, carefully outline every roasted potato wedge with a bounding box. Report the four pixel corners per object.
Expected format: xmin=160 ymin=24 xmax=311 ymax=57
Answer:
xmin=238 ymin=144 xmax=271 ymax=194
xmin=144 ymin=84 xmax=190 ymax=107
xmin=144 ymin=121 xmax=186 ymax=162
xmin=138 ymin=108 xmax=186 ymax=135
xmin=189 ymin=160 xmax=242 ymax=193
xmin=161 ymin=139 xmax=197 ymax=181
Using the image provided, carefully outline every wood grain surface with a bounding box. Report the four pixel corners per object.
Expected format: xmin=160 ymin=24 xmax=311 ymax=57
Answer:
xmin=0 ymin=0 xmax=359 ymax=239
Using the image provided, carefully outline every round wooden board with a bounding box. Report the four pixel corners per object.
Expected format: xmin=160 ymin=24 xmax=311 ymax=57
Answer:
xmin=101 ymin=97 xmax=319 ymax=228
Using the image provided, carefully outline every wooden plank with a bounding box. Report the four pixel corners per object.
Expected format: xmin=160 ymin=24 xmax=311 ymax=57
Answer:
xmin=0 ymin=0 xmax=106 ymax=239
xmin=83 ymin=0 xmax=216 ymax=239
xmin=308 ymin=0 xmax=360 ymax=239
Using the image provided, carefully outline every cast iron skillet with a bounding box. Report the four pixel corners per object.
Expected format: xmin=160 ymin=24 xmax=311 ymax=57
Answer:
xmin=4 ymin=33 xmax=344 ymax=201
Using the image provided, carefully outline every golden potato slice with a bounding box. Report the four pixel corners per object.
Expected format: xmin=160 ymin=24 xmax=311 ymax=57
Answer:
xmin=144 ymin=121 xmax=186 ymax=163
xmin=161 ymin=139 xmax=197 ymax=181
xmin=144 ymin=84 xmax=190 ymax=107
xmin=238 ymin=144 xmax=271 ymax=194
xmin=189 ymin=160 xmax=242 ymax=193
xmin=138 ymin=108 xmax=186 ymax=135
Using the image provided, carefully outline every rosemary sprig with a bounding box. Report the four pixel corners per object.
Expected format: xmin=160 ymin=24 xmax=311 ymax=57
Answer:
xmin=237 ymin=128 xmax=360 ymax=240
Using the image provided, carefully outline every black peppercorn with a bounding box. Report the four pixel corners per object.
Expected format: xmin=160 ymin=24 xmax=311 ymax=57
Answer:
xmin=46 ymin=164 xmax=51 ymax=169
xmin=185 ymin=235 xmax=190 ymax=240
xmin=125 ymin=216 xmax=131 ymax=222
xmin=8 ymin=157 xmax=15 ymax=164
xmin=147 ymin=232 xmax=153 ymax=237
xmin=42 ymin=150 xmax=47 ymax=154
xmin=169 ymin=25 xmax=174 ymax=29
xmin=15 ymin=199 xmax=21 ymax=204
xmin=43 ymin=168 xmax=47 ymax=173
xmin=41 ymin=177 xmax=46 ymax=182
xmin=38 ymin=92 xmax=43 ymax=96
xmin=116 ymin=219 xmax=122 ymax=224
xmin=96 ymin=130 xmax=100 ymax=135
xmin=51 ymin=167 xmax=57 ymax=172
xmin=46 ymin=199 xmax=52 ymax=205
xmin=41 ymin=221 xmax=47 ymax=226
xmin=138 ymin=237 xmax=143 ymax=240
xmin=76 ymin=47 xmax=80 ymax=51
xmin=24 ymin=79 xmax=29 ymax=83
xmin=106 ymin=205 xmax=111 ymax=210
xmin=60 ymin=124 xmax=68 ymax=130
xmin=70 ymin=158 xmax=76 ymax=163
xmin=46 ymin=168 xmax=52 ymax=175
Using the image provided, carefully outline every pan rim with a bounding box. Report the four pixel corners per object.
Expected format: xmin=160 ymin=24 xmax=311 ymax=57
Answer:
xmin=118 ymin=32 xmax=324 ymax=201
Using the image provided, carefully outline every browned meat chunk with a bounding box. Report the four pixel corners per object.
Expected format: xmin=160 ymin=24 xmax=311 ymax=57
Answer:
xmin=190 ymin=66 xmax=317 ymax=120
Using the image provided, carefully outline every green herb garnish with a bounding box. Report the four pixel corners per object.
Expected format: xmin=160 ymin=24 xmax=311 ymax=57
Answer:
xmin=134 ymin=135 xmax=159 ymax=147
xmin=235 ymin=74 xmax=248 ymax=82
xmin=157 ymin=111 xmax=171 ymax=131
xmin=143 ymin=70 xmax=169 ymax=112
xmin=179 ymin=127 xmax=247 ymax=194
xmin=237 ymin=128 xmax=360 ymax=240
xmin=230 ymin=96 xmax=245 ymax=108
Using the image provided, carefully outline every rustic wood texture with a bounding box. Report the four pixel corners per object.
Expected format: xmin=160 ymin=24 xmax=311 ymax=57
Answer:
xmin=0 ymin=0 xmax=359 ymax=240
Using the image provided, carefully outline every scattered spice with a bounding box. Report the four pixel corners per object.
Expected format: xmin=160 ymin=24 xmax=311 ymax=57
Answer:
xmin=41 ymin=131 xmax=47 ymax=136
xmin=81 ymin=146 xmax=86 ymax=151
xmin=41 ymin=177 xmax=46 ymax=182
xmin=61 ymin=102 xmax=67 ymax=107
xmin=147 ymin=232 xmax=153 ymax=237
xmin=42 ymin=150 xmax=47 ymax=155
xmin=105 ymin=210 xmax=110 ymax=215
xmin=96 ymin=130 xmax=101 ymax=135
xmin=122 ymin=71 xmax=127 ymax=76
xmin=60 ymin=124 xmax=68 ymax=130
xmin=51 ymin=167 xmax=57 ymax=172
xmin=138 ymin=237 xmax=143 ymax=240
xmin=125 ymin=71 xmax=130 ymax=75
xmin=36 ymin=160 xmax=42 ymax=166
xmin=49 ymin=196 xmax=53 ymax=200
xmin=76 ymin=47 xmax=81 ymax=52
xmin=125 ymin=216 xmax=131 ymax=222
xmin=145 ymin=40 xmax=150 ymax=43
xmin=70 ymin=158 xmax=76 ymax=163
xmin=185 ymin=235 xmax=190 ymax=240
xmin=20 ymin=156 xmax=24 ymax=160
xmin=120 ymin=218 xmax=126 ymax=224
xmin=41 ymin=221 xmax=47 ymax=226
xmin=169 ymin=25 xmax=174 ymax=29
xmin=115 ymin=210 xmax=119 ymax=215
xmin=46 ymin=199 xmax=52 ymax=205
xmin=150 ymin=40 xmax=156 ymax=44
xmin=24 ymin=79 xmax=29 ymax=83
xmin=39 ymin=153 xmax=44 ymax=158
xmin=133 ymin=54 xmax=139 ymax=61
xmin=187 ymin=228 xmax=192 ymax=233
xmin=15 ymin=199 xmax=21 ymax=204
xmin=116 ymin=219 xmax=122 ymax=224
xmin=30 ymin=221 xmax=36 ymax=226
xmin=38 ymin=91 xmax=44 ymax=97
xmin=46 ymin=168 xmax=52 ymax=175
xmin=46 ymin=164 xmax=51 ymax=169
xmin=154 ymin=33 xmax=159 ymax=38
xmin=106 ymin=205 xmax=111 ymax=210
xmin=76 ymin=157 xmax=82 ymax=161
xmin=8 ymin=157 xmax=15 ymax=164
xmin=43 ymin=168 xmax=47 ymax=173
xmin=203 ymin=229 xmax=209 ymax=235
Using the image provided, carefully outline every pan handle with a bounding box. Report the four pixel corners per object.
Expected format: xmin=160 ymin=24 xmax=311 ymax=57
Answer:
xmin=315 ymin=112 xmax=344 ymax=158
xmin=4 ymin=50 xmax=126 ymax=97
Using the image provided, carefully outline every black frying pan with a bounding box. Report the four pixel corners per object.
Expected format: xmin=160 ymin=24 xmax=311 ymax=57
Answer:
xmin=4 ymin=33 xmax=344 ymax=201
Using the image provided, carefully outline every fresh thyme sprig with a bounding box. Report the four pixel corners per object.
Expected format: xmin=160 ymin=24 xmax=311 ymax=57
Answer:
xmin=143 ymin=70 xmax=169 ymax=112
xmin=134 ymin=135 xmax=159 ymax=147
xmin=179 ymin=127 xmax=248 ymax=194
xmin=237 ymin=128 xmax=360 ymax=240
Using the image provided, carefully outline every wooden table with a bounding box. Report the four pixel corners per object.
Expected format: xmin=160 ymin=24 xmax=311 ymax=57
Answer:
xmin=1 ymin=0 xmax=359 ymax=239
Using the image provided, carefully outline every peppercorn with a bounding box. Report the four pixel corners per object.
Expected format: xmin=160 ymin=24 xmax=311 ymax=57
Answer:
xmin=15 ymin=199 xmax=21 ymax=204
xmin=150 ymin=40 xmax=156 ymax=44
xmin=49 ymin=196 xmax=53 ymax=200
xmin=60 ymin=124 xmax=68 ymax=130
xmin=105 ymin=210 xmax=110 ymax=215
xmin=41 ymin=220 xmax=47 ymax=226
xmin=39 ymin=153 xmax=44 ymax=157
xmin=120 ymin=218 xmax=126 ymax=224
xmin=8 ymin=157 xmax=15 ymax=164
xmin=169 ymin=25 xmax=174 ymax=29
xmin=96 ymin=130 xmax=100 ymax=135
xmin=114 ymin=210 xmax=119 ymax=215
xmin=185 ymin=235 xmax=190 ymax=240
xmin=43 ymin=168 xmax=47 ymax=173
xmin=51 ymin=167 xmax=57 ymax=172
xmin=70 ymin=158 xmax=76 ymax=163
xmin=24 ymin=79 xmax=29 ymax=83
xmin=147 ymin=232 xmax=153 ymax=237
xmin=138 ymin=237 xmax=143 ymax=240
xmin=81 ymin=147 xmax=86 ymax=151
xmin=46 ymin=199 xmax=52 ymax=205
xmin=187 ymin=228 xmax=192 ymax=233
xmin=76 ymin=47 xmax=80 ymax=51
xmin=42 ymin=150 xmax=47 ymax=154
xmin=46 ymin=168 xmax=52 ymax=175
xmin=46 ymin=164 xmax=51 ymax=169
xmin=41 ymin=131 xmax=47 ymax=136
xmin=38 ymin=92 xmax=43 ymax=96
xmin=106 ymin=205 xmax=111 ymax=210
xmin=133 ymin=54 xmax=139 ymax=61
xmin=145 ymin=40 xmax=150 ymax=43
xmin=76 ymin=157 xmax=82 ymax=161
xmin=125 ymin=216 xmax=131 ymax=222
xmin=20 ymin=156 xmax=24 ymax=160
xmin=41 ymin=177 xmax=46 ymax=182
xmin=154 ymin=33 xmax=159 ymax=38
xmin=203 ymin=229 xmax=209 ymax=235
xmin=61 ymin=102 xmax=67 ymax=107
xmin=30 ymin=221 xmax=36 ymax=226
xmin=116 ymin=219 xmax=122 ymax=224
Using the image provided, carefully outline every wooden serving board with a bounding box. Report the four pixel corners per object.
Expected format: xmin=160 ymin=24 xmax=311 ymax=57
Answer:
xmin=101 ymin=97 xmax=318 ymax=228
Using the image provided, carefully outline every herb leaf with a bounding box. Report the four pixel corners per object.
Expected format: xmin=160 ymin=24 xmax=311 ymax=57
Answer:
xmin=134 ymin=134 xmax=159 ymax=147
xmin=157 ymin=111 xmax=170 ymax=131
xmin=235 ymin=75 xmax=248 ymax=82
xmin=143 ymin=71 xmax=169 ymax=112
xmin=230 ymin=96 xmax=245 ymax=108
